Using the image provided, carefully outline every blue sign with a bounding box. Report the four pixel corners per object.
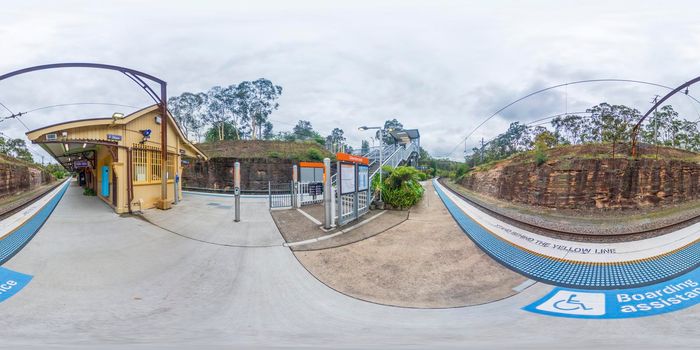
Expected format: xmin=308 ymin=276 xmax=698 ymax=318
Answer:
xmin=0 ymin=267 xmax=33 ymax=303
xmin=524 ymin=268 xmax=700 ymax=319
xmin=107 ymin=133 xmax=122 ymax=141
xmin=73 ymin=159 xmax=89 ymax=168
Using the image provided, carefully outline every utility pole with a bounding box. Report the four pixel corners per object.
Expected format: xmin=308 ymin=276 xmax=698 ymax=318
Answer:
xmin=652 ymin=95 xmax=660 ymax=160
xmin=480 ymin=137 xmax=484 ymax=164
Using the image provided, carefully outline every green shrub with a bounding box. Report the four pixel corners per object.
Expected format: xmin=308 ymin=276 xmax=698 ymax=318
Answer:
xmin=373 ymin=166 xmax=424 ymax=209
xmin=417 ymin=172 xmax=428 ymax=181
xmin=83 ymin=188 xmax=96 ymax=196
xmin=306 ymin=148 xmax=323 ymax=161
xmin=267 ymin=151 xmax=281 ymax=158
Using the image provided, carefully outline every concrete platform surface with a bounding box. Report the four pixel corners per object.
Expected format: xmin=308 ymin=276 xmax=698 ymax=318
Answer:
xmin=0 ymin=183 xmax=698 ymax=348
xmin=295 ymin=181 xmax=529 ymax=307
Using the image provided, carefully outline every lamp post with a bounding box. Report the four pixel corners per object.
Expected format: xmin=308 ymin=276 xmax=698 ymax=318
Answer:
xmin=359 ymin=125 xmax=385 ymax=205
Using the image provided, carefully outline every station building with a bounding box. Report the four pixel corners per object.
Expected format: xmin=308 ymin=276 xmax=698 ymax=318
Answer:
xmin=26 ymin=105 xmax=207 ymax=214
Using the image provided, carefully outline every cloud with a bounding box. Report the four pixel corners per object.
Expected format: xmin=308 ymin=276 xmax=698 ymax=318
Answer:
xmin=2 ymin=0 xmax=700 ymax=163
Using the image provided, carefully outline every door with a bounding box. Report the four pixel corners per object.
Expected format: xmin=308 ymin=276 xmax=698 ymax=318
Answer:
xmin=112 ymin=170 xmax=117 ymax=207
xmin=101 ymin=166 xmax=110 ymax=197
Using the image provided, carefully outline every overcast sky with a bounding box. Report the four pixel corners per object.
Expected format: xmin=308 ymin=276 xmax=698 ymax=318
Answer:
xmin=2 ymin=0 xmax=700 ymax=162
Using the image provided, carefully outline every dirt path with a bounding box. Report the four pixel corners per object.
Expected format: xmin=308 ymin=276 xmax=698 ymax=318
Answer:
xmin=294 ymin=181 xmax=529 ymax=308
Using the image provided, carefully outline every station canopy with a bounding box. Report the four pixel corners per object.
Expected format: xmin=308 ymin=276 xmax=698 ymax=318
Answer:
xmin=389 ymin=129 xmax=420 ymax=145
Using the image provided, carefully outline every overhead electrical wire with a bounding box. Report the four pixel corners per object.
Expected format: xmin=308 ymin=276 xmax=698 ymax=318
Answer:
xmin=440 ymin=79 xmax=700 ymax=158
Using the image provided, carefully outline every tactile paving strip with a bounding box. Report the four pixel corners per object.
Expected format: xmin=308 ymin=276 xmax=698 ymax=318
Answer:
xmin=0 ymin=184 xmax=69 ymax=265
xmin=434 ymin=181 xmax=700 ymax=289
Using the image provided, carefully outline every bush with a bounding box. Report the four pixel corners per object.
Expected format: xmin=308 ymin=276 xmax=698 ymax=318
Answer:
xmin=373 ymin=166 xmax=424 ymax=209
xmin=83 ymin=188 xmax=96 ymax=196
xmin=417 ymin=172 xmax=428 ymax=181
xmin=306 ymin=148 xmax=323 ymax=161
xmin=267 ymin=151 xmax=281 ymax=158
xmin=535 ymin=150 xmax=548 ymax=166
xmin=534 ymin=139 xmax=549 ymax=166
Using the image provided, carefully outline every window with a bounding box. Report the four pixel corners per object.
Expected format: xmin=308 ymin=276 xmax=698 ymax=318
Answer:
xmin=132 ymin=144 xmax=176 ymax=184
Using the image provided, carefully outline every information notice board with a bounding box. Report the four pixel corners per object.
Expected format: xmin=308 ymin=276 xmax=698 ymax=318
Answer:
xmin=340 ymin=162 xmax=356 ymax=194
xmin=357 ymin=165 xmax=369 ymax=191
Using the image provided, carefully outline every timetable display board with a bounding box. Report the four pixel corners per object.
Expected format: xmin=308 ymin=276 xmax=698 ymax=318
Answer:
xmin=357 ymin=165 xmax=369 ymax=191
xmin=340 ymin=162 xmax=356 ymax=195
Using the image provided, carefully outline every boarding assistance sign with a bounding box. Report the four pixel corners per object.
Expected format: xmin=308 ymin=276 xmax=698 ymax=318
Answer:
xmin=523 ymin=268 xmax=700 ymax=319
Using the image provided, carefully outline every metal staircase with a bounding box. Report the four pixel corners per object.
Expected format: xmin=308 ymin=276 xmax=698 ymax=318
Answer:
xmin=330 ymin=142 xmax=419 ymax=188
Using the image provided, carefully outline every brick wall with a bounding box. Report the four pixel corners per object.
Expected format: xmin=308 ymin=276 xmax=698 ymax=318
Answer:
xmin=182 ymin=157 xmax=296 ymax=192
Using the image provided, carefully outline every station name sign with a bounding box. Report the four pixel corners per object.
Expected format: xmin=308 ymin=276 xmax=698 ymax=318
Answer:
xmin=336 ymin=152 xmax=369 ymax=165
xmin=106 ymin=134 xmax=122 ymax=141
xmin=73 ymin=159 xmax=89 ymax=168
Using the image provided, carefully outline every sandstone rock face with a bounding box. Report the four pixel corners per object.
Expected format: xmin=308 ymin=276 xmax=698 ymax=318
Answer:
xmin=0 ymin=163 xmax=54 ymax=200
xmin=183 ymin=158 xmax=296 ymax=192
xmin=459 ymin=158 xmax=700 ymax=210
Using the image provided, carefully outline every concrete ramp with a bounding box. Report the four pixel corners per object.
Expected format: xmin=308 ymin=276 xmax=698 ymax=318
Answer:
xmin=0 ymin=184 xmax=697 ymax=348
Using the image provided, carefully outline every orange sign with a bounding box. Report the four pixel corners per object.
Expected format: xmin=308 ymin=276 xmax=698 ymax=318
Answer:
xmin=336 ymin=152 xmax=369 ymax=165
xmin=299 ymin=161 xmax=325 ymax=168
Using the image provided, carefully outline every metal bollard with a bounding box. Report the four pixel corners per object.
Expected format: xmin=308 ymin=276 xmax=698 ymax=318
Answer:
xmin=234 ymin=162 xmax=240 ymax=222
xmin=174 ymin=174 xmax=180 ymax=205
xmin=323 ymin=158 xmax=332 ymax=229
xmin=292 ymin=164 xmax=298 ymax=208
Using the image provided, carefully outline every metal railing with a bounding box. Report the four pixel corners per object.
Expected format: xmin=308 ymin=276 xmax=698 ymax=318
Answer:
xmin=298 ymin=182 xmax=324 ymax=206
xmin=268 ymin=182 xmax=293 ymax=209
xmin=331 ymin=142 xmax=419 ymax=188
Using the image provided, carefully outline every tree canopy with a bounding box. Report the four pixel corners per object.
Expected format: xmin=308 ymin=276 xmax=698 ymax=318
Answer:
xmin=0 ymin=136 xmax=33 ymax=162
xmin=168 ymin=78 xmax=282 ymax=142
xmin=467 ymin=102 xmax=700 ymax=166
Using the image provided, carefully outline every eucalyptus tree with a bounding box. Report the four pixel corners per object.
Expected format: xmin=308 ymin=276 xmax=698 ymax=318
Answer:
xmin=292 ymin=120 xmax=318 ymax=140
xmin=381 ymin=119 xmax=404 ymax=144
xmin=201 ymin=86 xmax=232 ymax=141
xmin=551 ymin=114 xmax=585 ymax=144
xmin=168 ymin=92 xmax=205 ymax=141
xmin=236 ymin=79 xmax=282 ymax=140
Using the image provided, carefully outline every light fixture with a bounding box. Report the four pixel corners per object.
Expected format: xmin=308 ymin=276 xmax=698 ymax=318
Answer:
xmin=112 ymin=112 xmax=124 ymax=120
xmin=82 ymin=143 xmax=87 ymax=148
xmin=64 ymin=143 xmax=70 ymax=152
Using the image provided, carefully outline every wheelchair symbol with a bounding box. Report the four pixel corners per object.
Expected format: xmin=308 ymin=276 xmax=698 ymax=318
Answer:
xmin=553 ymin=294 xmax=593 ymax=311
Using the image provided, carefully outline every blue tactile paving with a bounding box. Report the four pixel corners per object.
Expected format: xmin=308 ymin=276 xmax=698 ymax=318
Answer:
xmin=0 ymin=182 xmax=69 ymax=266
xmin=433 ymin=180 xmax=700 ymax=290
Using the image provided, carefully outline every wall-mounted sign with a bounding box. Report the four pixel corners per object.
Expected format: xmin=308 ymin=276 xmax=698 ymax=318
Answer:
xmin=358 ymin=165 xmax=369 ymax=191
xmin=106 ymin=134 xmax=122 ymax=141
xmin=340 ymin=162 xmax=356 ymax=194
xmin=73 ymin=159 xmax=89 ymax=168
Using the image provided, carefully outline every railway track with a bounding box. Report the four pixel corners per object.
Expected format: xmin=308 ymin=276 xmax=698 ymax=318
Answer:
xmin=436 ymin=177 xmax=700 ymax=243
xmin=0 ymin=179 xmax=68 ymax=221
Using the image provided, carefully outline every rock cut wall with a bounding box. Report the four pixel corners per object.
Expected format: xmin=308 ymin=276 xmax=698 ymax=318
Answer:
xmin=0 ymin=162 xmax=54 ymax=200
xmin=459 ymin=158 xmax=700 ymax=209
